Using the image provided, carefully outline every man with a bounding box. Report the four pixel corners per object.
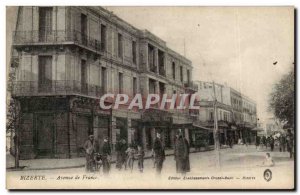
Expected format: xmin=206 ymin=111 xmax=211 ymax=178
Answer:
xmin=115 ymin=138 xmax=127 ymax=170
xmin=269 ymin=136 xmax=275 ymax=151
xmin=255 ymin=136 xmax=260 ymax=149
xmin=153 ymin=132 xmax=165 ymax=175
xmin=174 ymin=129 xmax=190 ymax=175
xmin=101 ymin=137 xmax=111 ymax=174
xmin=286 ymin=129 xmax=294 ymax=158
xmin=83 ymin=135 xmax=95 ymax=172
xmin=279 ymin=134 xmax=286 ymax=152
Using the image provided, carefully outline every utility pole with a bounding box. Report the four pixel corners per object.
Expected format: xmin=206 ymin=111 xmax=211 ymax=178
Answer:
xmin=212 ymin=81 xmax=220 ymax=169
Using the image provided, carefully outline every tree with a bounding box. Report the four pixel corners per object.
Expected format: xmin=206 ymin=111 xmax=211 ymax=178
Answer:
xmin=7 ymin=67 xmax=22 ymax=168
xmin=269 ymin=69 xmax=295 ymax=129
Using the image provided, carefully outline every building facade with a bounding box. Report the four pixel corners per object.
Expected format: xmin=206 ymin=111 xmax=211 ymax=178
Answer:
xmin=10 ymin=6 xmax=198 ymax=159
xmin=194 ymin=81 xmax=258 ymax=146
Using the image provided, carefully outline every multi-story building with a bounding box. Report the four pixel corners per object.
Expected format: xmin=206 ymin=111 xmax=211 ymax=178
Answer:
xmin=194 ymin=81 xmax=257 ymax=146
xmin=241 ymin=94 xmax=258 ymax=143
xmin=194 ymin=81 xmax=233 ymax=145
xmin=10 ymin=6 xmax=198 ymax=159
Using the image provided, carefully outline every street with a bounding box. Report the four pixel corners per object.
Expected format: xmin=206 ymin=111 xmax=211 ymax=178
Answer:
xmin=6 ymin=145 xmax=294 ymax=189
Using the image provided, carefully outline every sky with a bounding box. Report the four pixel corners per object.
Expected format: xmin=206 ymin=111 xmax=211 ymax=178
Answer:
xmin=6 ymin=7 xmax=294 ymax=122
xmin=104 ymin=6 xmax=294 ymax=122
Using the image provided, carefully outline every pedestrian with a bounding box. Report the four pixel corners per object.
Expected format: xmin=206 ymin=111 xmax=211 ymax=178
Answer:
xmin=101 ymin=137 xmax=111 ymax=175
xmin=270 ymin=136 xmax=275 ymax=151
xmin=262 ymin=136 xmax=267 ymax=149
xmin=255 ymin=136 xmax=260 ymax=149
xmin=153 ymin=132 xmax=165 ymax=175
xmin=266 ymin=136 xmax=271 ymax=149
xmin=83 ymin=135 xmax=95 ymax=172
xmin=136 ymin=145 xmax=145 ymax=173
xmin=126 ymin=144 xmax=136 ymax=172
xmin=279 ymin=135 xmax=286 ymax=152
xmin=151 ymin=148 xmax=156 ymax=168
xmin=286 ymin=129 xmax=294 ymax=158
xmin=174 ymin=129 xmax=190 ymax=175
xmin=115 ymin=138 xmax=127 ymax=170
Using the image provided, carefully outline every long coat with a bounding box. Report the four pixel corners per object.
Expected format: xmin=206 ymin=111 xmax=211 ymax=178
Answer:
xmin=153 ymin=137 xmax=165 ymax=173
xmin=174 ymin=136 xmax=190 ymax=173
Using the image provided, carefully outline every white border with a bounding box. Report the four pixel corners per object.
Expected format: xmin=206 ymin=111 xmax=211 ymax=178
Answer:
xmin=1 ymin=1 xmax=298 ymax=194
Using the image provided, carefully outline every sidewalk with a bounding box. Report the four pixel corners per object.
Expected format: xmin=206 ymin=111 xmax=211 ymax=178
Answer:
xmin=6 ymin=146 xmax=215 ymax=171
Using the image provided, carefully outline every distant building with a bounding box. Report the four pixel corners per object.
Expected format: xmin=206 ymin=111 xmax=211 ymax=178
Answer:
xmin=194 ymin=81 xmax=257 ymax=145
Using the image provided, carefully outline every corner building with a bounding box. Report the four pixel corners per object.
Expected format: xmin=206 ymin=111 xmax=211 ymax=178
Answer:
xmin=11 ymin=6 xmax=198 ymax=159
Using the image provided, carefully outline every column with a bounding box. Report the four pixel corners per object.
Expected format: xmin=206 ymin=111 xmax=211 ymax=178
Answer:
xmin=224 ymin=129 xmax=227 ymax=145
xmin=111 ymin=116 xmax=117 ymax=151
xmin=127 ymin=118 xmax=132 ymax=144
xmin=154 ymin=48 xmax=158 ymax=72
xmin=184 ymin=128 xmax=190 ymax=143
xmin=142 ymin=126 xmax=147 ymax=150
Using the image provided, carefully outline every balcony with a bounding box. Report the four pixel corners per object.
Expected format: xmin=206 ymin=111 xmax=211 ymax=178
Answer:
xmin=149 ymin=65 xmax=157 ymax=73
xmin=11 ymin=80 xmax=104 ymax=98
xmin=184 ymin=81 xmax=198 ymax=92
xmin=13 ymin=30 xmax=103 ymax=53
xmin=158 ymin=67 xmax=166 ymax=77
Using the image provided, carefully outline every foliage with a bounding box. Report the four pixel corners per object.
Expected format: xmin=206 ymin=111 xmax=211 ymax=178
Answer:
xmin=269 ymin=69 xmax=294 ymax=129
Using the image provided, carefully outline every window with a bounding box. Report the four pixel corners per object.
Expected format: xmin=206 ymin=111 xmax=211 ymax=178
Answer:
xmin=148 ymin=44 xmax=155 ymax=71
xmin=158 ymin=50 xmax=165 ymax=76
xmin=81 ymin=14 xmax=87 ymax=45
xmin=118 ymin=33 xmax=123 ymax=58
xmin=38 ymin=56 xmax=52 ymax=92
xmin=173 ymin=90 xmax=177 ymax=108
xmin=149 ymin=79 xmax=156 ymax=94
xmin=81 ymin=59 xmax=87 ymax=93
xmin=187 ymin=69 xmax=190 ymax=84
xmin=100 ymin=24 xmax=107 ymax=51
xmin=133 ymin=77 xmax=137 ymax=96
xmin=101 ymin=67 xmax=107 ymax=92
xmin=172 ymin=62 xmax=176 ymax=79
xmin=209 ymin=111 xmax=214 ymax=121
xmin=118 ymin=72 xmax=123 ymax=93
xmin=132 ymin=41 xmax=137 ymax=64
xmin=39 ymin=7 xmax=53 ymax=42
xmin=224 ymin=112 xmax=227 ymax=121
xmin=180 ymin=66 xmax=183 ymax=82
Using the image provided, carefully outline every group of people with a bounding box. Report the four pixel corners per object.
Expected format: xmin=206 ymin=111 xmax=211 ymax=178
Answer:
xmin=115 ymin=139 xmax=145 ymax=172
xmin=83 ymin=129 xmax=191 ymax=176
xmin=83 ymin=135 xmax=111 ymax=174
xmin=255 ymin=129 xmax=294 ymax=158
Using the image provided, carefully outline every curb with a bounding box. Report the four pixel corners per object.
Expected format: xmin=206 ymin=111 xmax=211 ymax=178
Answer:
xmin=7 ymin=147 xmax=216 ymax=172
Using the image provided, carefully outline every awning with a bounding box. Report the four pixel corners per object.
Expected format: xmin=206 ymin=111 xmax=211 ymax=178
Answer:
xmin=251 ymin=127 xmax=264 ymax=131
xmin=192 ymin=123 xmax=213 ymax=131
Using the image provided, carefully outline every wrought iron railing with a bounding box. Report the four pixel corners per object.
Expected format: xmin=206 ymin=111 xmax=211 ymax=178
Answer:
xmin=184 ymin=81 xmax=198 ymax=91
xmin=11 ymin=80 xmax=104 ymax=98
xmin=149 ymin=65 xmax=157 ymax=73
xmin=158 ymin=67 xmax=166 ymax=76
xmin=13 ymin=30 xmax=103 ymax=53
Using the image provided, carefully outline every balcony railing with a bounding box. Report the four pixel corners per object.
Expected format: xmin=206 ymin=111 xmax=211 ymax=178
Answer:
xmin=158 ymin=67 xmax=166 ymax=77
xmin=149 ymin=65 xmax=157 ymax=73
xmin=11 ymin=80 xmax=104 ymax=98
xmin=184 ymin=81 xmax=198 ymax=91
xmin=13 ymin=30 xmax=103 ymax=53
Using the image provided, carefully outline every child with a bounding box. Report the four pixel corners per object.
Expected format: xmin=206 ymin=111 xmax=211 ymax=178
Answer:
xmin=260 ymin=153 xmax=275 ymax=167
xmin=126 ymin=145 xmax=136 ymax=172
xmin=136 ymin=145 xmax=145 ymax=173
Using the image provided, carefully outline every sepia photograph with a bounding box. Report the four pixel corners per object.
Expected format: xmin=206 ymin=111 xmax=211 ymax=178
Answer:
xmin=5 ymin=5 xmax=295 ymax=190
